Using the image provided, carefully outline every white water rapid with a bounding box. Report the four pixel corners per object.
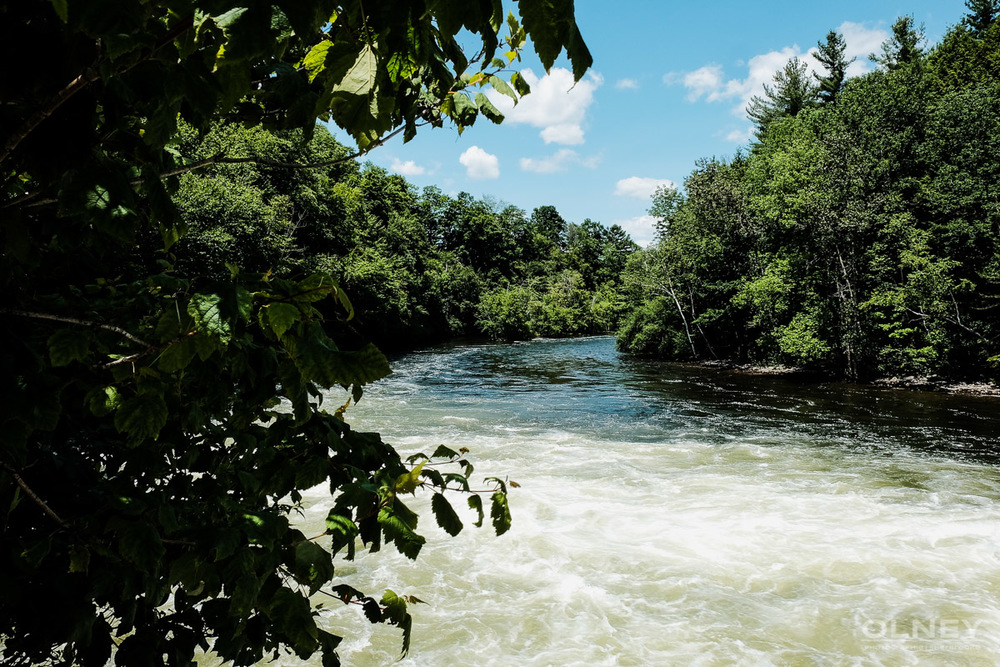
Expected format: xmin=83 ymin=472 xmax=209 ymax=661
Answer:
xmin=287 ymin=337 xmax=1000 ymax=666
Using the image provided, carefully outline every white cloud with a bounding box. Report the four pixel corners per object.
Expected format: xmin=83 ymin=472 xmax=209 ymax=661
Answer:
xmin=666 ymin=46 xmax=808 ymax=115
xmin=459 ymin=146 xmax=499 ymax=180
xmin=520 ymin=149 xmax=601 ymax=174
xmin=488 ymin=68 xmax=603 ymax=145
xmin=675 ymin=64 xmax=725 ymax=102
xmin=613 ymin=215 xmax=658 ymax=247
xmin=389 ymin=158 xmax=425 ymax=177
xmin=614 ymin=176 xmax=676 ymax=200
xmin=540 ymin=124 xmax=585 ymax=145
xmin=839 ymin=21 xmax=888 ymax=75
xmin=725 ymin=126 xmax=755 ymax=143
xmin=615 ymin=78 xmax=639 ymax=90
xmin=666 ymin=23 xmax=891 ymax=118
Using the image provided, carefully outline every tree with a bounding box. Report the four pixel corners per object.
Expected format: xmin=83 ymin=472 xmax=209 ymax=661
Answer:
xmin=0 ymin=1 xmax=591 ymax=665
xmin=963 ymin=0 xmax=1000 ymax=35
xmin=813 ymin=30 xmax=855 ymax=105
xmin=649 ymin=185 xmax=685 ymax=239
xmin=871 ymin=16 xmax=926 ymax=70
xmin=747 ymin=57 xmax=818 ymax=136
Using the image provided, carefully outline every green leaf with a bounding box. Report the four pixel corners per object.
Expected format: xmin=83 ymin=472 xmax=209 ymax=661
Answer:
xmin=286 ymin=323 xmax=392 ymax=388
xmin=420 ymin=468 xmax=446 ymax=488
xmin=294 ymin=273 xmax=339 ymax=302
xmin=157 ymin=337 xmax=197 ymax=373
xmin=394 ymin=461 xmax=425 ymax=494
xmin=468 ymin=494 xmax=484 ymax=527
xmin=114 ymin=394 xmax=168 ymax=444
xmin=266 ymin=588 xmax=319 ymax=657
xmin=325 ymin=512 xmax=359 ymax=558
xmin=475 ymin=92 xmax=504 ymax=124
xmin=510 ymin=71 xmax=531 ymax=97
xmin=317 ymin=629 xmax=343 ymax=667
xmin=377 ymin=506 xmax=425 ymax=560
xmin=86 ymin=386 xmax=121 ymax=417
xmin=22 ymin=538 xmax=51 ymax=568
xmin=334 ymin=44 xmax=378 ymax=97
xmin=304 ymin=41 xmax=334 ymax=83
xmin=490 ymin=490 xmax=511 ymax=536
xmin=488 ymin=74 xmax=516 ymax=100
xmin=380 ymin=589 xmax=414 ymax=656
xmin=69 ymin=545 xmax=90 ymax=573
xmin=187 ymin=293 xmax=231 ymax=343
xmin=451 ymin=92 xmax=478 ymax=126
xmin=49 ymin=0 xmax=68 ymax=22
xmin=265 ymin=302 xmax=301 ymax=340
xmin=231 ymin=575 xmax=263 ymax=617
xmin=48 ymin=329 xmax=90 ymax=367
xmin=235 ymin=286 xmax=253 ymax=321
xmin=118 ymin=521 xmax=166 ymax=570
xmin=431 ymin=493 xmax=463 ymax=536
xmin=213 ymin=6 xmax=249 ymax=32
xmin=431 ymin=445 xmax=459 ymax=460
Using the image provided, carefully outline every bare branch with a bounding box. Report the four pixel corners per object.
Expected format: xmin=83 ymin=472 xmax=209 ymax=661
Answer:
xmin=2 ymin=309 xmax=151 ymax=347
xmin=3 ymin=463 xmax=68 ymax=528
xmin=0 ymin=68 xmax=101 ymax=166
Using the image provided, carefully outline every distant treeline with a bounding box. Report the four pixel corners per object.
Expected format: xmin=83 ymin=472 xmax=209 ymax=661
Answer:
xmin=169 ymin=122 xmax=637 ymax=350
xmin=618 ymin=5 xmax=1000 ymax=382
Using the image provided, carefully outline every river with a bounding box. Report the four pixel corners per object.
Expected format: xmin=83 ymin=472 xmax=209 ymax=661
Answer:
xmin=292 ymin=336 xmax=1000 ymax=666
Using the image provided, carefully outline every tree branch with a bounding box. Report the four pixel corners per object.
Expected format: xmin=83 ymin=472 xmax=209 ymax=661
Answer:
xmin=3 ymin=463 xmax=68 ymax=528
xmin=0 ymin=16 xmax=195 ymax=168
xmin=2 ymin=309 xmax=151 ymax=347
xmin=0 ymin=67 xmax=101 ymax=166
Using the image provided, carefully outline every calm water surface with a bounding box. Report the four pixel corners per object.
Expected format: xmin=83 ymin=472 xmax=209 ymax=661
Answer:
xmin=290 ymin=336 xmax=1000 ymax=666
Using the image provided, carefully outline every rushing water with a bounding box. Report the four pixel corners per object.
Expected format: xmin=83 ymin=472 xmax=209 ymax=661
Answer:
xmin=291 ymin=336 xmax=1000 ymax=666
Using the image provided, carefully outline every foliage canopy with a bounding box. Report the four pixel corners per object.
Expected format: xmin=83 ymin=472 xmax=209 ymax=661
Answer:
xmin=0 ymin=1 xmax=590 ymax=665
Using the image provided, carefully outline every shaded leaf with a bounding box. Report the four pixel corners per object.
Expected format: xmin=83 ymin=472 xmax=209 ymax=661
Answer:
xmin=265 ymin=302 xmax=300 ymax=340
xmin=114 ymin=394 xmax=168 ymax=444
xmin=467 ymin=494 xmax=484 ymax=528
xmin=48 ymin=329 xmax=90 ymax=367
xmin=490 ymin=490 xmax=511 ymax=536
xmin=49 ymin=0 xmax=68 ymax=22
xmin=293 ymin=540 xmax=334 ymax=593
xmin=431 ymin=493 xmax=463 ymax=536
xmin=325 ymin=512 xmax=359 ymax=558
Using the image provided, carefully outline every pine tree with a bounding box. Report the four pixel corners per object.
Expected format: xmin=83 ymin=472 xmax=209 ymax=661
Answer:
xmin=963 ymin=0 xmax=1000 ymax=35
xmin=813 ymin=30 xmax=855 ymax=105
xmin=747 ymin=57 xmax=818 ymax=136
xmin=871 ymin=16 xmax=926 ymax=70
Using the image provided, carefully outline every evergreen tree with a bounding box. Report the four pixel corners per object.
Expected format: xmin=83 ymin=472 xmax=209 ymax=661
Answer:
xmin=813 ymin=30 xmax=855 ymax=105
xmin=747 ymin=57 xmax=818 ymax=136
xmin=963 ymin=0 xmax=1000 ymax=35
xmin=872 ymin=16 xmax=926 ymax=70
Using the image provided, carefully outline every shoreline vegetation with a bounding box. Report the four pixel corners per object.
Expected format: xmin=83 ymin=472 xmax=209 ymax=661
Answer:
xmin=616 ymin=7 xmax=1000 ymax=388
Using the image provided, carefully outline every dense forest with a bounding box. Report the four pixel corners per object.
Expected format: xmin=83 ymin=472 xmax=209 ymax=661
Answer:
xmin=169 ymin=121 xmax=638 ymax=349
xmin=618 ymin=5 xmax=1000 ymax=383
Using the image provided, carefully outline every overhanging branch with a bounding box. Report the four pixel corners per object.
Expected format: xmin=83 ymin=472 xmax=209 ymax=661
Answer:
xmin=2 ymin=309 xmax=151 ymax=348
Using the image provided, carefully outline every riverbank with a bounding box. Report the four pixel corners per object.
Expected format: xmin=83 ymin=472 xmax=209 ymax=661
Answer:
xmin=688 ymin=359 xmax=1000 ymax=397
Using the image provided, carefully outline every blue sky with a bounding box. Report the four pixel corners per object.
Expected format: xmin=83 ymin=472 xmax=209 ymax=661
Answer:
xmin=337 ymin=0 xmax=971 ymax=245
